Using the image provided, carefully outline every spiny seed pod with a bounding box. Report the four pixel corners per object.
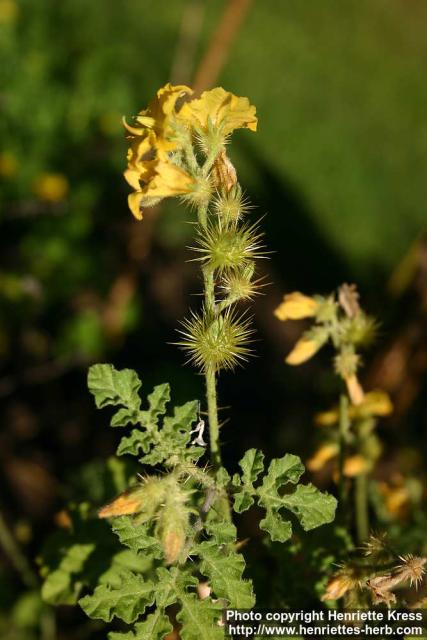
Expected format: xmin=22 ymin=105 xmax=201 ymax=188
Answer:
xmin=191 ymin=220 xmax=264 ymax=274
xmin=178 ymin=309 xmax=254 ymax=372
xmin=220 ymin=261 xmax=265 ymax=303
xmin=339 ymin=313 xmax=377 ymax=347
xmin=213 ymin=185 xmax=250 ymax=226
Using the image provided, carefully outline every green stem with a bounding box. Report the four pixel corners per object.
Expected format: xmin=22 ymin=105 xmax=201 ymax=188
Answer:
xmin=205 ymin=365 xmax=221 ymax=468
xmin=338 ymin=393 xmax=349 ymax=512
xmin=0 ymin=510 xmax=38 ymax=589
xmin=355 ymin=473 xmax=369 ymax=543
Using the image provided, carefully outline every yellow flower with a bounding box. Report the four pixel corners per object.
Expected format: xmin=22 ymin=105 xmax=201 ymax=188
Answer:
xmin=127 ymin=156 xmax=195 ymax=220
xmin=285 ymin=335 xmax=322 ymax=365
xmin=32 ymin=173 xmax=69 ymax=202
xmin=179 ymin=87 xmax=257 ymax=136
xmin=343 ymin=455 xmax=370 ymax=477
xmin=315 ymin=390 xmax=393 ymax=426
xmin=0 ymin=151 xmax=18 ymax=178
xmin=274 ymin=292 xmax=318 ymax=321
xmin=377 ymin=477 xmax=411 ymax=519
xmin=0 ymin=0 xmax=19 ymax=24
xmin=306 ymin=443 xmax=339 ymax=472
xmin=123 ymin=83 xmax=192 ymax=152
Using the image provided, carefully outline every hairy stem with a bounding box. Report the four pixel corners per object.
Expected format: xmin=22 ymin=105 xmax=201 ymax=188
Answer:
xmin=355 ymin=473 xmax=369 ymax=543
xmin=205 ymin=364 xmax=221 ymax=468
xmin=338 ymin=393 xmax=349 ymax=512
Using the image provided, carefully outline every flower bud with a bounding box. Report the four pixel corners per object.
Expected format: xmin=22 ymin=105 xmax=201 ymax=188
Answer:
xmin=156 ymin=482 xmax=191 ymax=564
xmin=213 ymin=185 xmax=249 ymax=226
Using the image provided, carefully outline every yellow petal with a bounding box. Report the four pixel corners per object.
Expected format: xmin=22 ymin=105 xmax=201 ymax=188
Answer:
xmin=355 ymin=390 xmax=393 ymax=417
xmin=128 ymin=191 xmax=144 ymax=220
xmin=0 ymin=151 xmax=18 ymax=177
xmin=286 ymin=337 xmax=321 ymax=365
xmin=314 ymin=409 xmax=339 ymax=427
xmin=32 ymin=173 xmax=69 ymax=202
xmin=141 ymin=159 xmax=195 ymax=199
xmin=343 ymin=455 xmax=370 ymax=477
xmin=123 ymin=166 xmax=141 ymax=190
xmin=180 ymin=87 xmax=257 ymax=136
xmin=274 ymin=292 xmax=318 ymax=321
xmin=98 ymin=489 xmax=144 ymax=518
xmin=345 ymin=374 xmax=365 ymax=406
xmin=377 ymin=481 xmax=410 ymax=518
xmin=306 ymin=443 xmax=339 ymax=471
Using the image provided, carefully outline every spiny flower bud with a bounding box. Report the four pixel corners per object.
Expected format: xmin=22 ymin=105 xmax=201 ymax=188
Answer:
xmin=220 ymin=261 xmax=264 ymax=303
xmin=192 ymin=220 xmax=264 ymax=274
xmin=334 ymin=345 xmax=360 ymax=379
xmin=339 ymin=313 xmax=378 ymax=348
xmin=98 ymin=476 xmax=166 ymax=520
xmin=156 ymin=483 xmax=191 ymax=564
xmin=213 ymin=185 xmax=250 ymax=226
xmin=178 ymin=309 xmax=254 ymax=372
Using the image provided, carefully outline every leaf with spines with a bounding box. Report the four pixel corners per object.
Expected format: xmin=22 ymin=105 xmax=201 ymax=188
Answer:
xmin=177 ymin=592 xmax=224 ymax=640
xmin=111 ymin=517 xmax=162 ymax=557
xmin=40 ymin=503 xmax=120 ymax=606
xmin=116 ymin=430 xmax=152 ymax=457
xmin=79 ymin=569 xmax=155 ymax=624
xmin=281 ymin=483 xmax=337 ymax=531
xmin=139 ymin=383 xmax=171 ymax=430
xmin=232 ymin=448 xmax=264 ymax=512
xmin=88 ymin=364 xmax=142 ymax=427
xmin=139 ymin=399 xmax=201 ymax=466
xmin=109 ymin=612 xmax=173 ymax=640
xmin=160 ymin=568 xmax=223 ymax=640
xmin=41 ymin=542 xmax=96 ymax=605
xmin=257 ymin=454 xmax=335 ymax=541
xmin=194 ymin=522 xmax=255 ymax=608
xmin=232 ymin=451 xmax=337 ymax=542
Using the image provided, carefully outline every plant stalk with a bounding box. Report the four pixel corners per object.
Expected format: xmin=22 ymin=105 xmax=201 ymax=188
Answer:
xmin=0 ymin=510 xmax=38 ymax=589
xmin=338 ymin=393 xmax=349 ymax=512
xmin=205 ymin=364 xmax=221 ymax=468
xmin=355 ymin=472 xmax=369 ymax=543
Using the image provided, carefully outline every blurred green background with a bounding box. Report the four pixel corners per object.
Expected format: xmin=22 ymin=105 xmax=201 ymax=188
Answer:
xmin=1 ymin=0 xmax=427 ymax=637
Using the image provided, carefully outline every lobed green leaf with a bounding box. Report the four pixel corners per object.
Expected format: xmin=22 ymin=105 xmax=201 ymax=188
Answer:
xmin=79 ymin=569 xmax=155 ymax=623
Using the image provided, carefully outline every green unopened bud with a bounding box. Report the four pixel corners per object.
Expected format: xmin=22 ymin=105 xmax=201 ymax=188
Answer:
xmin=340 ymin=313 xmax=377 ymax=347
xmin=314 ymin=296 xmax=338 ymax=324
xmin=221 ymin=261 xmax=262 ymax=303
xmin=334 ymin=345 xmax=361 ymax=379
xmin=98 ymin=476 xmax=166 ymax=520
xmin=156 ymin=481 xmax=191 ymax=564
xmin=213 ymin=185 xmax=249 ymax=226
